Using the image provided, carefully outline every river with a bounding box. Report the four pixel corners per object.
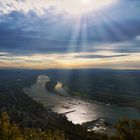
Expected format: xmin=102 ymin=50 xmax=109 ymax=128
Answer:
xmin=24 ymin=75 xmax=140 ymax=125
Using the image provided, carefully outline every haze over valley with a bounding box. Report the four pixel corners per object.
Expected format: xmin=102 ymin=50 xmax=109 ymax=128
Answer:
xmin=0 ymin=0 xmax=140 ymax=139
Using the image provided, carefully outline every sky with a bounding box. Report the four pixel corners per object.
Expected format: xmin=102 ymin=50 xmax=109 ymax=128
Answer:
xmin=0 ymin=0 xmax=140 ymax=69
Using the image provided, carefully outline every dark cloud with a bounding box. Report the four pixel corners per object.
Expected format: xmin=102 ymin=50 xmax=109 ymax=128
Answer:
xmin=0 ymin=0 xmax=140 ymax=55
xmin=75 ymin=54 xmax=129 ymax=59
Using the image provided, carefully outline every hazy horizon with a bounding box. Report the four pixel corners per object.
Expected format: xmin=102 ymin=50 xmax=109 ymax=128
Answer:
xmin=0 ymin=0 xmax=140 ymax=69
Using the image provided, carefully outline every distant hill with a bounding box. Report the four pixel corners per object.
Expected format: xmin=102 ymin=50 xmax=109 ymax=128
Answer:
xmin=0 ymin=69 xmax=140 ymax=140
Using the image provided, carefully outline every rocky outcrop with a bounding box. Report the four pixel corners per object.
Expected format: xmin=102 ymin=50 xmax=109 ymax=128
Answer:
xmin=45 ymin=80 xmax=57 ymax=92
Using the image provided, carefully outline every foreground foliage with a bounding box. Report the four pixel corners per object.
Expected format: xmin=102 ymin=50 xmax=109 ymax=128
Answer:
xmin=0 ymin=113 xmax=140 ymax=140
xmin=0 ymin=112 xmax=65 ymax=140
xmin=112 ymin=119 xmax=140 ymax=140
xmin=0 ymin=70 xmax=140 ymax=140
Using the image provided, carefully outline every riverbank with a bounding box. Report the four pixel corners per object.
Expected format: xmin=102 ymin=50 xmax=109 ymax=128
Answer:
xmin=24 ymin=75 xmax=140 ymax=125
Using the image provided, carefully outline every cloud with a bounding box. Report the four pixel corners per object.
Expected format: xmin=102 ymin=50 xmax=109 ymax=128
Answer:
xmin=0 ymin=0 xmax=117 ymax=15
xmin=0 ymin=0 xmax=140 ymax=46
xmin=75 ymin=54 xmax=129 ymax=59
xmin=0 ymin=0 xmax=140 ymax=69
xmin=135 ymin=35 xmax=140 ymax=41
xmin=0 ymin=0 xmax=48 ymax=15
xmin=0 ymin=51 xmax=139 ymax=69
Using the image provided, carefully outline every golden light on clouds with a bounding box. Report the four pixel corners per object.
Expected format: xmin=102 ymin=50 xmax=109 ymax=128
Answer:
xmin=1 ymin=0 xmax=117 ymax=15
xmin=0 ymin=52 xmax=140 ymax=69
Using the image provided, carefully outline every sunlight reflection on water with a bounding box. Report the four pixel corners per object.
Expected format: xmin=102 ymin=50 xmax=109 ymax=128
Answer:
xmin=24 ymin=75 xmax=140 ymax=124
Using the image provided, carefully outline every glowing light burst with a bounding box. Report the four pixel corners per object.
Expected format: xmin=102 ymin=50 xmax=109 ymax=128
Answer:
xmin=81 ymin=0 xmax=92 ymax=4
xmin=1 ymin=0 xmax=117 ymax=15
xmin=48 ymin=0 xmax=117 ymax=15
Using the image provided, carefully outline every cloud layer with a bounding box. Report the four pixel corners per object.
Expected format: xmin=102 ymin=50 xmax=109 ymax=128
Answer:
xmin=0 ymin=0 xmax=140 ymax=69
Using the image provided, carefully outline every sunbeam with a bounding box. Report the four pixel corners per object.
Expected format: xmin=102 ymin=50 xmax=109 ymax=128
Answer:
xmin=1 ymin=0 xmax=117 ymax=15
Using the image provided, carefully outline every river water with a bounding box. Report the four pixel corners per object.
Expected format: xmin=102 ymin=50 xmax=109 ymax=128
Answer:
xmin=24 ymin=75 xmax=140 ymax=124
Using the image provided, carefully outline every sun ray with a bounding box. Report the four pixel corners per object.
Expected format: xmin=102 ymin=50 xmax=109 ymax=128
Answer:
xmin=1 ymin=0 xmax=117 ymax=15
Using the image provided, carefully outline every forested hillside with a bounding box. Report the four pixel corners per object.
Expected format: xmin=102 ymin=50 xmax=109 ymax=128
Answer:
xmin=0 ymin=69 xmax=140 ymax=140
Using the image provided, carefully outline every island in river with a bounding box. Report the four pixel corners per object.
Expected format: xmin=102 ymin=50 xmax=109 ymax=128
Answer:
xmin=1 ymin=69 xmax=140 ymax=139
xmin=24 ymin=75 xmax=140 ymax=132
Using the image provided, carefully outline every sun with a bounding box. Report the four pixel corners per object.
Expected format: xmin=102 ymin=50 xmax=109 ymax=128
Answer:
xmin=81 ymin=0 xmax=92 ymax=4
xmin=15 ymin=0 xmax=117 ymax=16
xmin=46 ymin=0 xmax=117 ymax=15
